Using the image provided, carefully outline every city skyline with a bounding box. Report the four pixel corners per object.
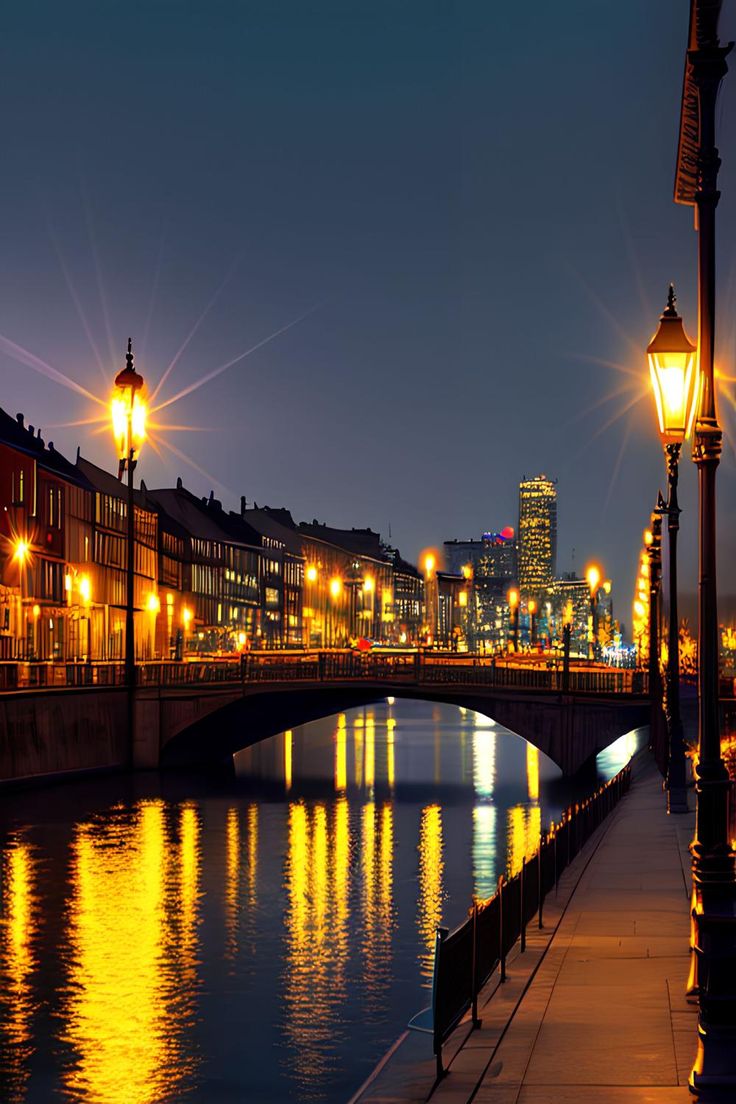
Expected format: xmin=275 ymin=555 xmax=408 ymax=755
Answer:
xmin=1 ymin=2 xmax=735 ymax=618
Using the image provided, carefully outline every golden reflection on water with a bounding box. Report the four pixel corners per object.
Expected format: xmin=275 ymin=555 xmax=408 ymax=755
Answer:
xmin=526 ymin=744 xmax=540 ymax=801
xmin=61 ymin=801 xmax=199 ymax=1104
xmin=386 ymin=717 xmax=396 ymax=790
xmin=334 ymin=713 xmax=347 ymax=792
xmin=282 ymin=799 xmax=350 ymax=1094
xmin=245 ymin=804 xmax=258 ymax=910
xmin=417 ymin=804 xmax=444 ymax=982
xmin=365 ymin=716 xmax=375 ymax=792
xmin=225 ymin=807 xmax=240 ymax=960
xmin=506 ymin=804 xmax=542 ymax=877
xmin=284 ymin=729 xmax=293 ymax=793
xmin=1 ymin=840 xmax=36 ymax=1103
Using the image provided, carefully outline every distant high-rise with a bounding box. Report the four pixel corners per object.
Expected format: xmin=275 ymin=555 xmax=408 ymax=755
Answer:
xmin=518 ymin=475 xmax=557 ymax=596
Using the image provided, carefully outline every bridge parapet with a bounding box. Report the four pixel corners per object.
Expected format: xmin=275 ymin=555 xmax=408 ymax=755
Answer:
xmin=0 ymin=653 xmax=650 ymax=697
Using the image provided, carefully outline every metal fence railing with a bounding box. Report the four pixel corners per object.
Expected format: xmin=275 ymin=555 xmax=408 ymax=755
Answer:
xmin=0 ymin=653 xmax=649 ymax=696
xmin=409 ymin=763 xmax=632 ymax=1079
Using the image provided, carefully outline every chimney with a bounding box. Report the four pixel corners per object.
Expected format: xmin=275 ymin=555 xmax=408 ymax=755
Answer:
xmin=241 ymin=495 xmax=247 ymax=518
xmin=176 ymin=476 xmax=183 ymax=489
xmin=16 ymin=413 xmax=24 ymax=428
xmin=76 ymin=446 xmax=81 ymax=462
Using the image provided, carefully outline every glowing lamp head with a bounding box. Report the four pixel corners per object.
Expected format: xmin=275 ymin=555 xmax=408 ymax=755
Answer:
xmin=422 ymin=552 xmax=436 ymax=578
xmin=647 ymin=285 xmax=697 ymax=445
xmin=79 ymin=575 xmax=92 ymax=605
xmin=363 ymin=575 xmax=375 ymax=593
xmin=112 ymin=338 xmax=146 ymax=459
xmin=643 ymin=529 xmax=653 ymax=546
xmin=585 ymin=564 xmax=601 ymax=596
xmin=461 ymin=563 xmax=473 ymax=581
xmin=507 ymin=587 xmax=519 ymax=611
xmin=305 ymin=564 xmax=318 ymax=584
xmin=329 ymin=576 xmax=343 ymax=600
xmin=32 ymin=603 xmax=41 ymax=619
xmin=13 ymin=537 xmax=30 ymax=565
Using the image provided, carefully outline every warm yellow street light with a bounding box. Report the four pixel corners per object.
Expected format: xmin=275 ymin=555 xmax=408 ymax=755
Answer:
xmin=13 ymin=537 xmax=30 ymax=565
xmin=363 ymin=575 xmax=375 ymax=593
xmin=647 ymin=285 xmax=698 ymax=445
xmin=528 ymin=598 xmax=537 ymax=615
xmin=507 ymin=587 xmax=519 ymax=610
xmin=422 ymin=552 xmax=436 ymax=578
xmin=461 ymin=563 xmax=473 ymax=581
xmin=112 ymin=341 xmax=147 ymax=459
xmin=585 ymin=564 xmax=601 ymax=596
xmin=305 ymin=564 xmax=318 ymax=584
xmin=329 ymin=576 xmax=343 ymax=600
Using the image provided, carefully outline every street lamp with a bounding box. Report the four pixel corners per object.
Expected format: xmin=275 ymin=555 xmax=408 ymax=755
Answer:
xmin=562 ymin=599 xmax=572 ymax=692
xmin=507 ymin=587 xmax=519 ymax=653
xmin=672 ymin=3 xmax=736 ymax=1087
xmin=647 ymin=285 xmax=697 ymax=814
xmin=112 ymin=339 xmax=146 ymax=688
xmin=585 ymin=564 xmax=601 ymax=660
xmin=528 ymin=598 xmax=537 ymax=649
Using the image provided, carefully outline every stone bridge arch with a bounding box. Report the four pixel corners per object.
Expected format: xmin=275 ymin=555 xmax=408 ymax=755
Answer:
xmin=138 ymin=681 xmax=649 ymax=776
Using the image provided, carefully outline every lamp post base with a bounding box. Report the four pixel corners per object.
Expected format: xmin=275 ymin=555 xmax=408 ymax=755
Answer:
xmin=666 ymin=785 xmax=689 ymax=814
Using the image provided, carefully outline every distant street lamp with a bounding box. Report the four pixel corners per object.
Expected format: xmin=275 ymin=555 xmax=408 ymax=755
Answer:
xmin=507 ymin=587 xmax=519 ymax=653
xmin=585 ymin=564 xmax=601 ymax=660
xmin=561 ymin=600 xmax=572 ymax=692
xmin=528 ymin=598 xmax=537 ymax=648
xmin=112 ymin=339 xmax=146 ymax=688
xmin=647 ymin=285 xmax=696 ymax=814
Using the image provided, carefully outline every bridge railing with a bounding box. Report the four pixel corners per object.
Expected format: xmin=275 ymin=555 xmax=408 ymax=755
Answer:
xmin=418 ymin=762 xmax=632 ymax=1078
xmin=0 ymin=654 xmax=649 ymax=695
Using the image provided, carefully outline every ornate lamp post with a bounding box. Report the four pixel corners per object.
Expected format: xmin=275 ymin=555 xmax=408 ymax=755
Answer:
xmin=647 ymin=285 xmax=697 ymax=814
xmin=646 ymin=515 xmax=665 ymax=773
xmin=561 ymin=599 xmax=572 ymax=693
xmin=507 ymin=587 xmax=519 ymax=653
xmin=585 ymin=564 xmax=601 ymax=660
xmin=671 ymin=1 xmax=736 ymax=1088
xmin=111 ymin=339 xmax=146 ymax=688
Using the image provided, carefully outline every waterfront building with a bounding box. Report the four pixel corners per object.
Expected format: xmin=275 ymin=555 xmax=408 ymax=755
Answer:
xmin=552 ymin=573 xmax=590 ymax=655
xmin=77 ymin=456 xmax=158 ymax=660
xmin=436 ymin=571 xmax=465 ymax=648
xmin=518 ymin=475 xmax=557 ymax=598
xmin=384 ymin=548 xmax=424 ymax=644
xmin=0 ymin=410 xmax=94 ymax=660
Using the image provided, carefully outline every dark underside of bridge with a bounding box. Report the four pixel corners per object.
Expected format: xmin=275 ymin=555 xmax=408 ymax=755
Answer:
xmin=159 ymin=683 xmax=650 ymax=777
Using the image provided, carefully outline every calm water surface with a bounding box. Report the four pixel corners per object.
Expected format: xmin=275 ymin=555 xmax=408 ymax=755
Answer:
xmin=0 ymin=700 xmax=641 ymax=1103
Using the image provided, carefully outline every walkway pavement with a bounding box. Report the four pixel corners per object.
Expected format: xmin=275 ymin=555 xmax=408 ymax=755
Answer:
xmin=354 ymin=752 xmax=697 ymax=1104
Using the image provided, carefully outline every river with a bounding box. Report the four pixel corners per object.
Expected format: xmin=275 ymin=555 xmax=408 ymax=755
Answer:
xmin=0 ymin=699 xmax=641 ymax=1103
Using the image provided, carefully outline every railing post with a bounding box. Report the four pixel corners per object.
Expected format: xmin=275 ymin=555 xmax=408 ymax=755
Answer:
xmin=498 ymin=875 xmax=506 ymax=982
xmin=433 ymin=926 xmax=448 ymax=1081
xmin=539 ymin=828 xmax=545 ymax=929
xmin=520 ymin=860 xmax=526 ymax=953
xmin=471 ymin=902 xmax=481 ymax=1028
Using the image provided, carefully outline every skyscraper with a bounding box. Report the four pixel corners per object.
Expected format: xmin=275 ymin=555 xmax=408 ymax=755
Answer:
xmin=518 ymin=475 xmax=557 ymax=597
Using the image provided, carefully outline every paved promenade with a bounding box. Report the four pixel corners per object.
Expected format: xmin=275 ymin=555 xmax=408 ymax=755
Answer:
xmin=355 ymin=752 xmax=696 ymax=1104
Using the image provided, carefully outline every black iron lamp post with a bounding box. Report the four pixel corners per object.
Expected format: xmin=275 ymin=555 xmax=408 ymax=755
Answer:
xmin=672 ymin=1 xmax=736 ymax=1090
xmin=646 ymin=514 xmax=664 ymax=769
xmin=507 ymin=588 xmax=519 ymax=653
xmin=112 ymin=339 xmax=146 ymax=690
xmin=647 ymin=285 xmax=696 ymax=814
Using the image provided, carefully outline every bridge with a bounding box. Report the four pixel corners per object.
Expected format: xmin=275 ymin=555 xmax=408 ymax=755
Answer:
xmin=0 ymin=653 xmax=650 ymax=784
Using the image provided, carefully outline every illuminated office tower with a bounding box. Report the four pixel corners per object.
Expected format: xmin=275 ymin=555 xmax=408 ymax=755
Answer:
xmin=518 ymin=475 xmax=557 ymax=598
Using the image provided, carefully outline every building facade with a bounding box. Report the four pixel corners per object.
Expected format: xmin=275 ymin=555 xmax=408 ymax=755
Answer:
xmin=518 ymin=475 xmax=557 ymax=598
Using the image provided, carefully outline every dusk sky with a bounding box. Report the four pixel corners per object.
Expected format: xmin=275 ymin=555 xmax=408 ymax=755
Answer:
xmin=1 ymin=0 xmax=735 ymax=620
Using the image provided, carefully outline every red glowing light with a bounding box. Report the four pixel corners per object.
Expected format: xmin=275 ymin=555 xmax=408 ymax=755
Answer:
xmin=501 ymin=526 xmax=515 ymax=540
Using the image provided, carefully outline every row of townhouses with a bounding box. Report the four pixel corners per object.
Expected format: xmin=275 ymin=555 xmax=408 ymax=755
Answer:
xmin=0 ymin=407 xmax=465 ymax=661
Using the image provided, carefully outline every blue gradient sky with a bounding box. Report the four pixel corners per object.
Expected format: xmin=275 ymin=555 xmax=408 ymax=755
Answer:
xmin=1 ymin=1 xmax=735 ymax=621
